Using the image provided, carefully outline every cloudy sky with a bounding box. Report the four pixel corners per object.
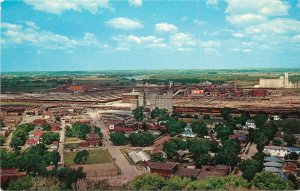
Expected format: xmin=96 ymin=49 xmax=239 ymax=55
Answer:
xmin=1 ymin=0 xmax=300 ymax=71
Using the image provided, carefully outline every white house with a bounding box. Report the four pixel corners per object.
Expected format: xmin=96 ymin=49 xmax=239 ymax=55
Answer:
xmin=245 ymin=120 xmax=256 ymax=129
xmin=181 ymin=126 xmax=196 ymax=138
xmin=263 ymin=146 xmax=300 ymax=158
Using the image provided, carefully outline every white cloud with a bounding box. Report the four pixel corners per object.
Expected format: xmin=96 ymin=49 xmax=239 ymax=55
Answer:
xmin=24 ymin=21 xmax=39 ymax=30
xmin=243 ymin=49 xmax=252 ymax=52
xmin=112 ymin=35 xmax=166 ymax=49
xmin=232 ymin=33 xmax=244 ymax=38
xmin=1 ymin=22 xmax=78 ymax=49
xmin=245 ymin=18 xmax=300 ymax=35
xmin=82 ymin=32 xmax=107 ymax=47
xmin=206 ymin=0 xmax=219 ymax=8
xmin=226 ymin=14 xmax=267 ymax=26
xmin=225 ymin=0 xmax=290 ymax=16
xmin=1 ymin=22 xmax=108 ymax=50
xmin=155 ymin=23 xmax=178 ymax=33
xmin=106 ymin=17 xmax=143 ymax=30
xmin=128 ymin=0 xmax=142 ymax=7
xmin=200 ymin=40 xmax=221 ymax=48
xmin=170 ymin=33 xmax=196 ymax=47
xmin=23 ymin=0 xmax=112 ymax=14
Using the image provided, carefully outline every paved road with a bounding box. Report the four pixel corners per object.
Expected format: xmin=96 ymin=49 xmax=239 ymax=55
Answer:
xmin=241 ymin=142 xmax=257 ymax=160
xmin=87 ymin=109 xmax=143 ymax=181
xmin=58 ymin=120 xmax=66 ymax=165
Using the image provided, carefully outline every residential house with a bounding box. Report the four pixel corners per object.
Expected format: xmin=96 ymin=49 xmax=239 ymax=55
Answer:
xmin=181 ymin=126 xmax=196 ymax=138
xmin=26 ymin=128 xmax=44 ymax=147
xmin=109 ymin=123 xmax=138 ymax=133
xmin=264 ymin=146 xmax=300 ymax=157
xmin=174 ymin=168 xmax=201 ymax=179
xmin=33 ymin=119 xmax=46 ymax=126
xmin=245 ymin=120 xmax=256 ymax=129
xmin=196 ymin=165 xmax=230 ymax=179
xmin=50 ymin=123 xmax=60 ymax=132
xmin=50 ymin=141 xmax=59 ymax=151
xmin=144 ymin=161 xmax=179 ymax=177
xmin=129 ymin=151 xmax=151 ymax=164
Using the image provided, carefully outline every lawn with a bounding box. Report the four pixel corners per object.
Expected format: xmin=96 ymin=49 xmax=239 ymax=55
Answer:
xmin=65 ymin=137 xmax=81 ymax=143
xmin=64 ymin=149 xmax=112 ymax=166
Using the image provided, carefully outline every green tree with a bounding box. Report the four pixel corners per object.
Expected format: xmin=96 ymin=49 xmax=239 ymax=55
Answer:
xmin=42 ymin=123 xmax=51 ymax=131
xmin=165 ymin=117 xmax=186 ymax=134
xmin=283 ymin=133 xmax=296 ymax=147
xmin=252 ymin=171 xmax=294 ymax=190
xmin=65 ymin=125 xmax=74 ymax=137
xmin=0 ymin=150 xmax=19 ymax=168
xmin=133 ymin=107 xmax=144 ymax=121
xmin=272 ymin=138 xmax=282 ymax=146
xmin=72 ymin=123 xmax=91 ymax=139
xmin=163 ymin=140 xmax=178 ymax=158
xmin=186 ymin=175 xmax=249 ymax=190
xmin=47 ymin=166 xmax=85 ymax=189
xmin=94 ymin=126 xmax=103 ymax=139
xmin=42 ymin=132 xmax=59 ymax=145
xmin=254 ymin=114 xmax=268 ymax=128
xmin=288 ymin=152 xmax=299 ymax=160
xmin=203 ymin=114 xmax=211 ymax=120
xmin=74 ymin=150 xmax=89 ymax=164
xmin=220 ymin=108 xmax=232 ymax=120
xmin=130 ymin=173 xmax=167 ymax=191
xmin=150 ymin=153 xmax=166 ymax=163
xmin=163 ymin=138 xmax=187 ymax=158
xmin=44 ymin=151 xmax=61 ymax=166
xmin=191 ymin=121 xmax=208 ymax=137
xmin=6 ymin=176 xmax=33 ymax=190
xmin=239 ymin=159 xmax=262 ymax=180
xmin=215 ymin=124 xmax=233 ymax=140
xmin=151 ymin=108 xmax=167 ymax=119
xmin=0 ymin=135 xmax=6 ymax=145
xmin=110 ymin=132 xmax=128 ymax=145
xmin=287 ymin=174 xmax=298 ymax=189
xmin=215 ymin=139 xmax=241 ymax=166
xmin=129 ymin=132 xmax=155 ymax=146
xmin=163 ymin=176 xmax=192 ymax=190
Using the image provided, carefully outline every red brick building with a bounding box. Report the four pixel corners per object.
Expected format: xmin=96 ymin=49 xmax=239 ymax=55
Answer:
xmin=252 ymin=89 xmax=267 ymax=97
xmin=109 ymin=123 xmax=138 ymax=133
xmin=80 ymin=132 xmax=102 ymax=147
xmin=33 ymin=119 xmax=46 ymax=126
xmin=144 ymin=161 xmax=179 ymax=177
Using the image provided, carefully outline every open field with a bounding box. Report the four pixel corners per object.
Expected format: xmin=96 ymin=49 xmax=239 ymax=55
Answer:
xmin=0 ymin=102 xmax=35 ymax=106
xmin=65 ymin=137 xmax=82 ymax=143
xmin=64 ymin=149 xmax=112 ymax=166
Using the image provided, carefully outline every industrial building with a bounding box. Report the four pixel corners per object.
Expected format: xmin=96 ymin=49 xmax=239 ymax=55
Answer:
xmin=256 ymin=73 xmax=297 ymax=88
xmin=121 ymin=90 xmax=173 ymax=113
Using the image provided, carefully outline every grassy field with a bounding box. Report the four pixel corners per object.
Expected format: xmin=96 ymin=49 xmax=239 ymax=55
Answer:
xmin=64 ymin=149 xmax=112 ymax=166
xmin=65 ymin=137 xmax=82 ymax=143
xmin=0 ymin=102 xmax=35 ymax=106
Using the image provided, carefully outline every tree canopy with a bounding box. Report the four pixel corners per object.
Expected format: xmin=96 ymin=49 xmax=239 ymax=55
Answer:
xmin=252 ymin=171 xmax=294 ymax=190
xmin=110 ymin=132 xmax=128 ymax=145
xmin=129 ymin=132 xmax=155 ymax=146
xmin=73 ymin=150 xmax=89 ymax=164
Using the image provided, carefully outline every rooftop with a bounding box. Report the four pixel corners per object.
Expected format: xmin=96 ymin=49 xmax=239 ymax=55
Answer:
xmin=146 ymin=161 xmax=179 ymax=171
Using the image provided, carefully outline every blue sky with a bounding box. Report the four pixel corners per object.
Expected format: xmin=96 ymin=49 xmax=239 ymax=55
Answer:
xmin=1 ymin=0 xmax=300 ymax=71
